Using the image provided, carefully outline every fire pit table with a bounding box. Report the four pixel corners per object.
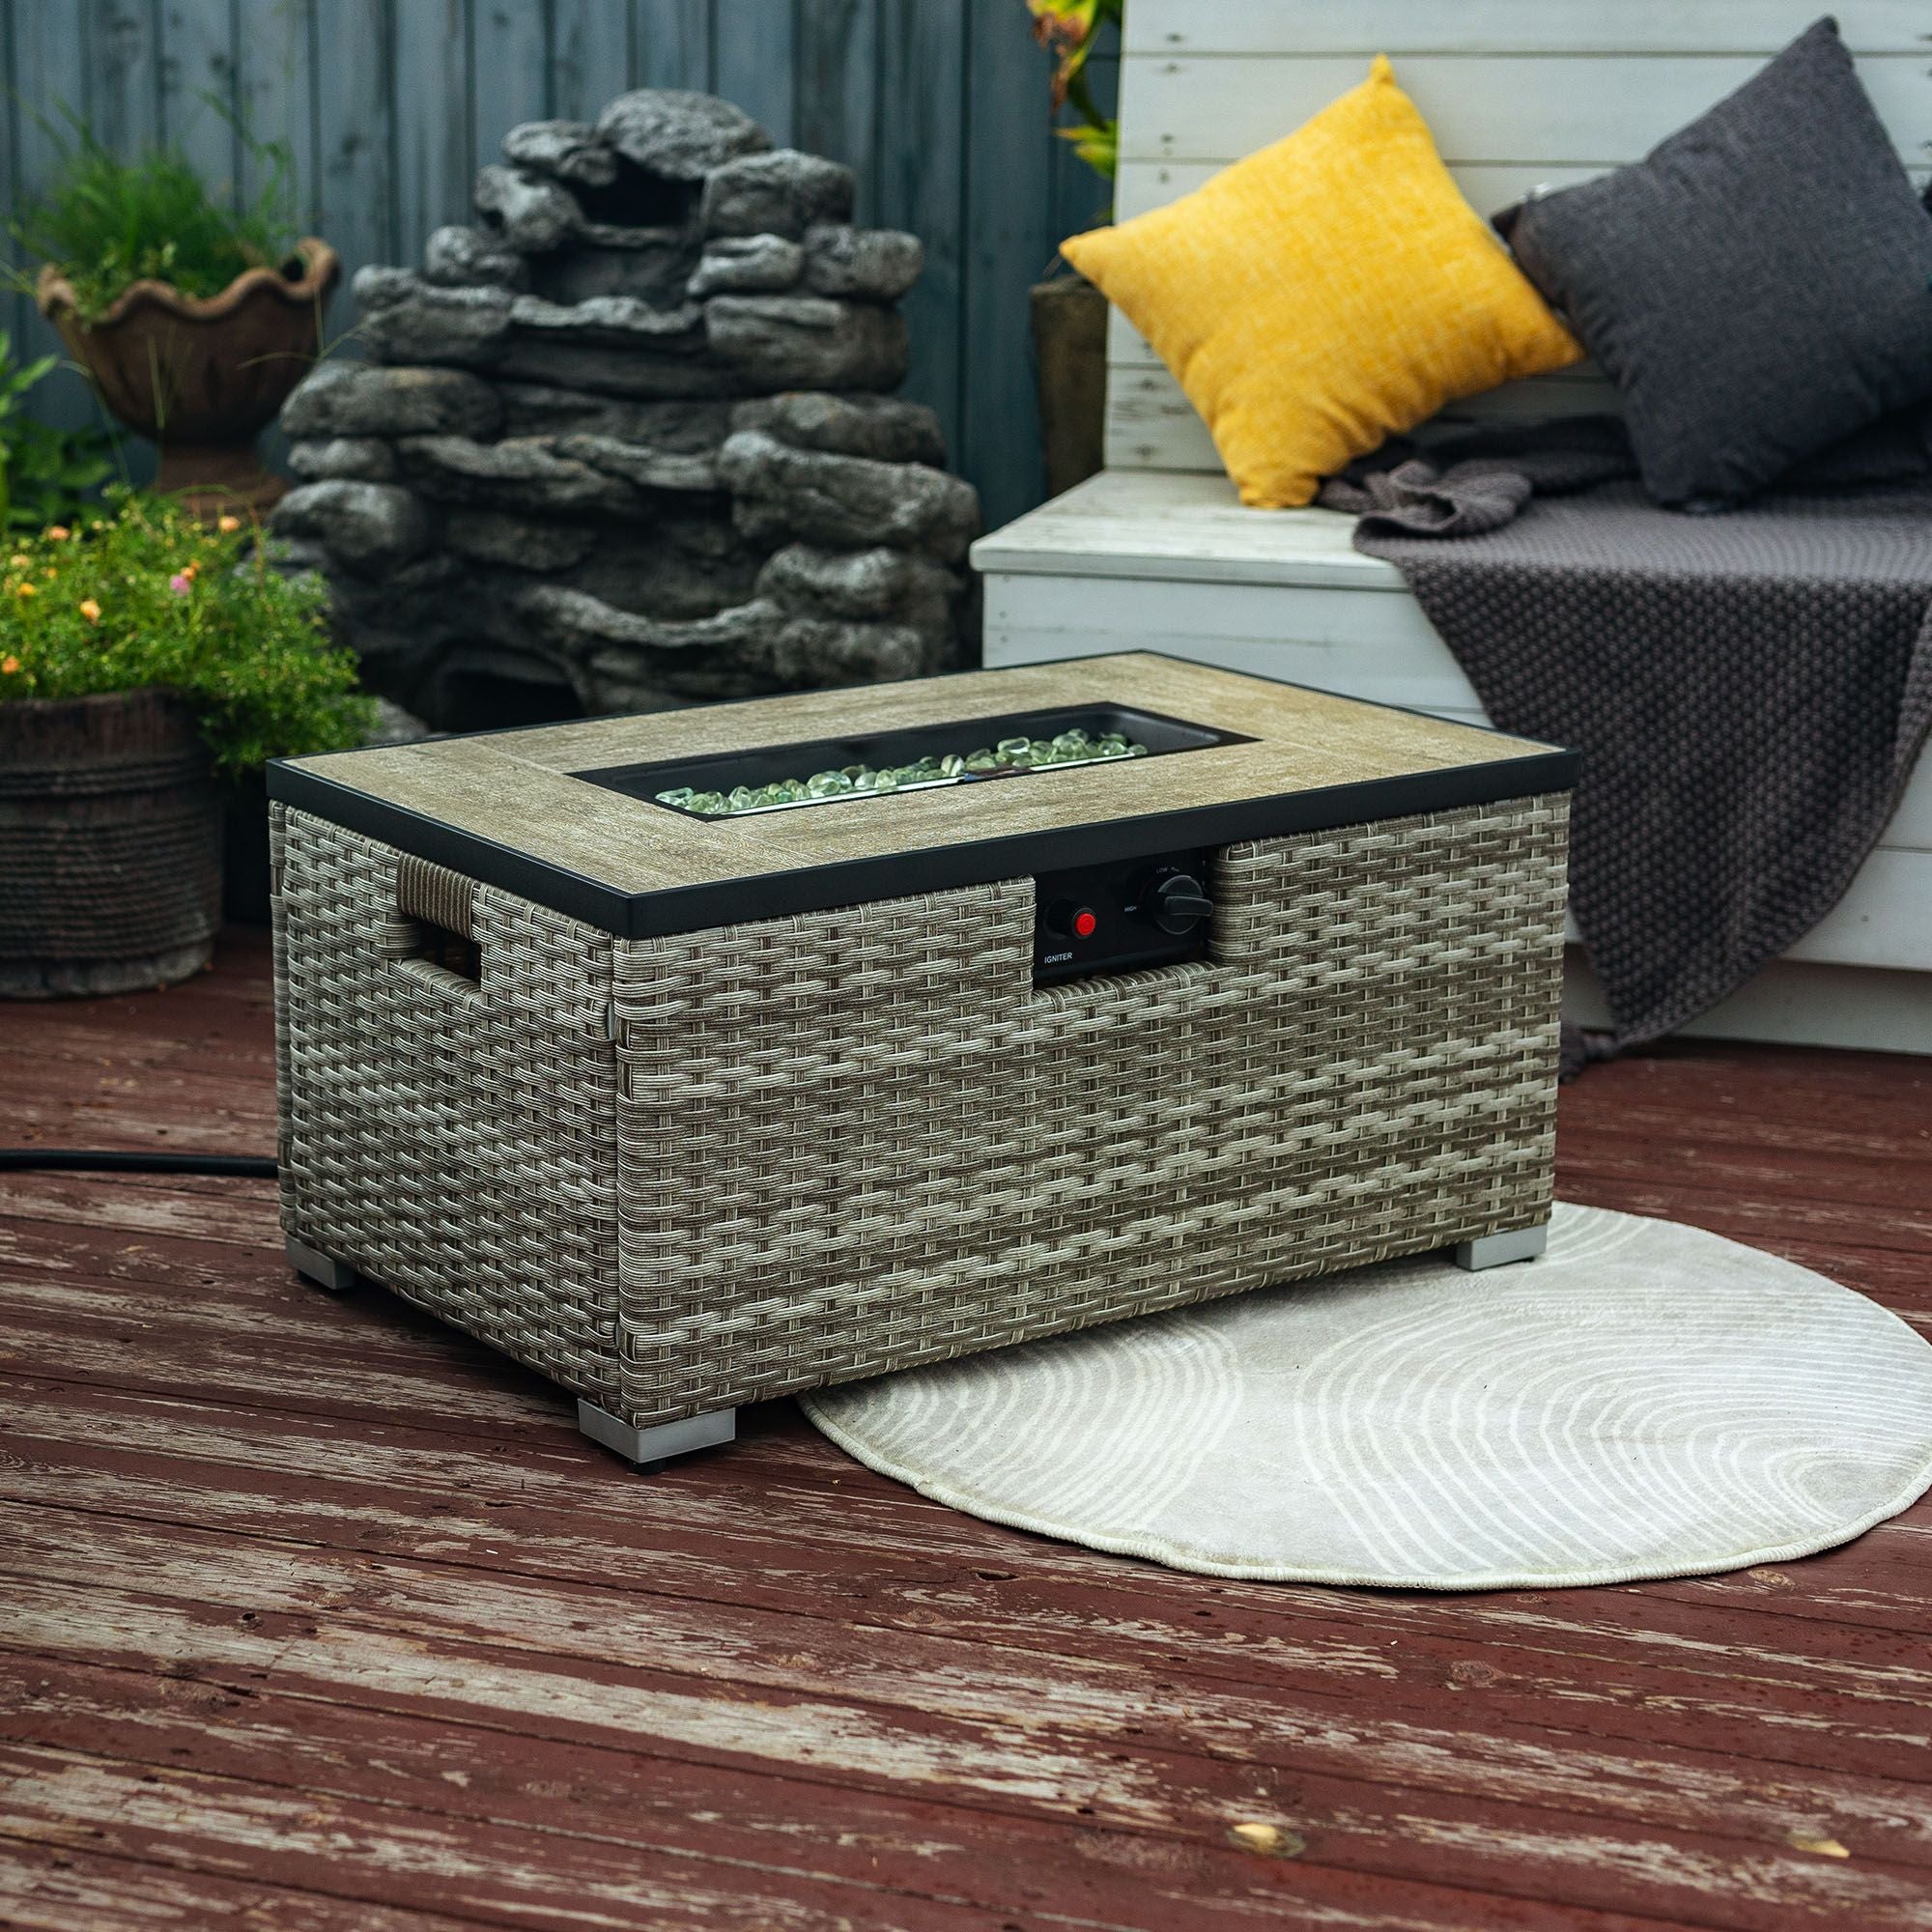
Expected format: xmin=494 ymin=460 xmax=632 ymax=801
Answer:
xmin=268 ymin=654 xmax=1577 ymax=1467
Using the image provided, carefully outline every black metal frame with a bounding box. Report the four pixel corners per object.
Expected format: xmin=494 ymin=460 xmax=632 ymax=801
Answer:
xmin=267 ymin=655 xmax=1580 ymax=941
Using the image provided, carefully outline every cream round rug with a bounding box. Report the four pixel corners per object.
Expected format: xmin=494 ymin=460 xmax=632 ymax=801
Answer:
xmin=800 ymin=1205 xmax=1932 ymax=1588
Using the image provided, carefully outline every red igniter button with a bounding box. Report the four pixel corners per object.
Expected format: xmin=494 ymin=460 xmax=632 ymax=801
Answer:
xmin=1073 ymin=909 xmax=1098 ymax=938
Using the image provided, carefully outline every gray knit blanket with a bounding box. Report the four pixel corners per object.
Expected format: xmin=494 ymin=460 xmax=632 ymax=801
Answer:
xmin=1317 ymin=418 xmax=1932 ymax=1067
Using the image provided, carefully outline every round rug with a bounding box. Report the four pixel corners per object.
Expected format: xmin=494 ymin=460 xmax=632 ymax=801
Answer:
xmin=799 ymin=1205 xmax=1932 ymax=1588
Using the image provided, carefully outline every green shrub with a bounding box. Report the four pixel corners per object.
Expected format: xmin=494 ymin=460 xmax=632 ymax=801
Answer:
xmin=12 ymin=113 xmax=298 ymax=321
xmin=0 ymin=328 xmax=119 ymax=531
xmin=0 ymin=491 xmax=372 ymax=772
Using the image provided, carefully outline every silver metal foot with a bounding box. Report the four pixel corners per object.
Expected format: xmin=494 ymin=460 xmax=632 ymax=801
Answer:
xmin=1453 ymin=1223 xmax=1549 ymax=1271
xmin=286 ymin=1234 xmax=357 ymax=1292
xmin=577 ymin=1399 xmax=737 ymax=1470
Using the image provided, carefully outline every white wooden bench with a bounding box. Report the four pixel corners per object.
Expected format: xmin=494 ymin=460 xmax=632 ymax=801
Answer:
xmin=972 ymin=0 xmax=1932 ymax=1055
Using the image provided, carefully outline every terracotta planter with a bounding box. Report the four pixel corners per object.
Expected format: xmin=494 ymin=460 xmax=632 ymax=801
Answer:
xmin=1030 ymin=270 xmax=1109 ymax=498
xmin=37 ymin=239 xmax=339 ymax=520
xmin=0 ymin=688 xmax=223 ymax=997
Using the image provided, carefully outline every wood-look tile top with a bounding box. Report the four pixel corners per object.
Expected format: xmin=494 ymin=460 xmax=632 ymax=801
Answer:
xmin=285 ymin=654 xmax=1560 ymax=895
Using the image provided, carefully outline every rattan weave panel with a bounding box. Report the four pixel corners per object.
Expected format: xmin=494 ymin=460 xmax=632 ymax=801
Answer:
xmin=274 ymin=795 xmax=1566 ymax=1432
xmin=274 ymin=806 xmax=625 ymax=1406
xmin=607 ymin=796 xmax=1568 ymax=1427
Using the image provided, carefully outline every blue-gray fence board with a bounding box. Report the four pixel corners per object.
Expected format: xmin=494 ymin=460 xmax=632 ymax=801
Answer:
xmin=1 ymin=0 xmax=1116 ymax=529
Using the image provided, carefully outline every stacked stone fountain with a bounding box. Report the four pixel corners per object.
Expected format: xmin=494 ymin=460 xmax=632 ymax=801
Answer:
xmin=271 ymin=91 xmax=980 ymax=726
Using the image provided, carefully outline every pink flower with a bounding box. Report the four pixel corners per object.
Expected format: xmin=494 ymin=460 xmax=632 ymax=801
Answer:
xmin=168 ymin=572 xmax=192 ymax=596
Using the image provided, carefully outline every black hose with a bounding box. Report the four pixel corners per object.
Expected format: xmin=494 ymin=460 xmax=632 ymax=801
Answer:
xmin=0 ymin=1149 xmax=278 ymax=1179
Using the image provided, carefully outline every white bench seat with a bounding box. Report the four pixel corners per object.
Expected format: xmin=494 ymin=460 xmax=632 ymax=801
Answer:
xmin=973 ymin=469 xmax=1932 ymax=1053
xmin=972 ymin=0 xmax=1932 ymax=1053
xmin=975 ymin=469 xmax=1395 ymax=587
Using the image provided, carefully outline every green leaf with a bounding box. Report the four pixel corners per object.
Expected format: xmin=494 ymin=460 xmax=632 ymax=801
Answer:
xmin=0 ymin=339 xmax=126 ymax=531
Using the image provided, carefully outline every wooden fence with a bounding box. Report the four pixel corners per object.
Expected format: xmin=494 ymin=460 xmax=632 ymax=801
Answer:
xmin=0 ymin=0 xmax=1117 ymax=530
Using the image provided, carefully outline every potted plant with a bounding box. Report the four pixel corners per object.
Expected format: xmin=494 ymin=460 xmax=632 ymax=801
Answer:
xmin=1028 ymin=0 xmax=1121 ymax=496
xmin=16 ymin=119 xmax=337 ymax=520
xmin=0 ymin=494 xmax=370 ymax=997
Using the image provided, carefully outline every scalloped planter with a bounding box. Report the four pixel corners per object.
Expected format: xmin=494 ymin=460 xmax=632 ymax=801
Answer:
xmin=0 ymin=689 xmax=223 ymax=999
xmin=37 ymin=239 xmax=339 ymax=520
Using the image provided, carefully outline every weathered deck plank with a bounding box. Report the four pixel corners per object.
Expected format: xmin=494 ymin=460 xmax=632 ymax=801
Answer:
xmin=0 ymin=1657 xmax=1719 ymax=1932
xmin=2 ymin=927 xmax=1929 ymax=1928
xmin=0 ymin=1841 xmax=483 ymax=1932
xmin=5 ymin=1375 xmax=1931 ymax=1736
xmin=5 ymin=1557 xmax=1918 ymax=1931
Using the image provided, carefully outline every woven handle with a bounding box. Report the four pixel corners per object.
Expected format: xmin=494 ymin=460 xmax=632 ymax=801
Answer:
xmin=392 ymin=851 xmax=484 ymax=1003
xmin=395 ymin=852 xmax=476 ymax=938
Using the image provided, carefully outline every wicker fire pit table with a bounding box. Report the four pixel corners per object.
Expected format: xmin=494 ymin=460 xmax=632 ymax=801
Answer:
xmin=269 ymin=654 xmax=1577 ymax=1468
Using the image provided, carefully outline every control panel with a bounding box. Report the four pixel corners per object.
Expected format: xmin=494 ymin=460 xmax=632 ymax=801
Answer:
xmin=1033 ymin=848 xmax=1215 ymax=984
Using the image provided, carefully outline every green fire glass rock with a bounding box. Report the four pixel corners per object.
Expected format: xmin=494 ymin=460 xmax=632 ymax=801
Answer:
xmin=661 ymin=727 xmax=1156 ymax=815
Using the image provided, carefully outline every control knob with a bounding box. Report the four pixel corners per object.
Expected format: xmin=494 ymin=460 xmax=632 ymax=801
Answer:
xmin=1143 ymin=871 xmax=1213 ymax=936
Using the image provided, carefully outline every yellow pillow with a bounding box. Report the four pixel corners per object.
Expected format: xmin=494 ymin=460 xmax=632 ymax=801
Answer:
xmin=1063 ymin=57 xmax=1582 ymax=509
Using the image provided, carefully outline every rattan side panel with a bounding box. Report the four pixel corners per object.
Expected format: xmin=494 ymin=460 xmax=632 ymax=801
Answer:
xmin=270 ymin=808 xmax=294 ymax=1168
xmin=611 ymin=795 xmax=1569 ymax=1427
xmin=273 ymin=805 xmax=625 ymax=1406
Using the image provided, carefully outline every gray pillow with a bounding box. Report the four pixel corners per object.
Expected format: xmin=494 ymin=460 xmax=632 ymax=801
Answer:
xmin=1492 ymin=17 xmax=1932 ymax=507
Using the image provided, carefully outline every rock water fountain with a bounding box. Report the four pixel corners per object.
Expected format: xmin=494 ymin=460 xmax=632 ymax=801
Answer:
xmin=270 ymin=91 xmax=980 ymax=729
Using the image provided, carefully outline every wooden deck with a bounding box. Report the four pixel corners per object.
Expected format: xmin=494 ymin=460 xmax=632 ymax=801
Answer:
xmin=2 ymin=926 xmax=1928 ymax=1931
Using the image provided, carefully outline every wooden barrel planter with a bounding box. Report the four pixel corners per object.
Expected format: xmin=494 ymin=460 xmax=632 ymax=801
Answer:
xmin=0 ymin=689 xmax=224 ymax=998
